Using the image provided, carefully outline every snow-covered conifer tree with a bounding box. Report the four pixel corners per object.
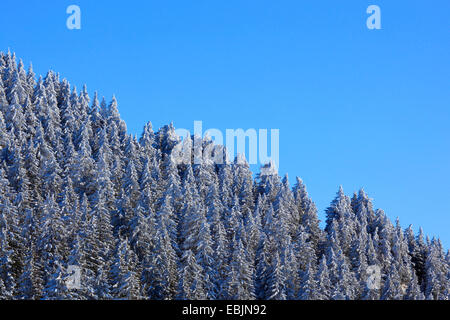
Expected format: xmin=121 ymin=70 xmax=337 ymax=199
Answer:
xmin=0 ymin=51 xmax=447 ymax=300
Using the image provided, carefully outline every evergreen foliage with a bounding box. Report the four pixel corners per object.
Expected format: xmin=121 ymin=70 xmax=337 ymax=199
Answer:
xmin=0 ymin=52 xmax=448 ymax=300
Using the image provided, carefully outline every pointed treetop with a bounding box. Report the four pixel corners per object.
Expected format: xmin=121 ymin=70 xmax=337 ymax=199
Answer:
xmin=260 ymin=160 xmax=278 ymax=177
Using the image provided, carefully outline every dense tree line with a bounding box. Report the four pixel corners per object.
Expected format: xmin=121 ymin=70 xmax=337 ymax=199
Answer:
xmin=0 ymin=51 xmax=448 ymax=300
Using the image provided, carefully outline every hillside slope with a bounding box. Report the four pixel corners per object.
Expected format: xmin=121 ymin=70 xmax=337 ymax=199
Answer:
xmin=0 ymin=51 xmax=448 ymax=300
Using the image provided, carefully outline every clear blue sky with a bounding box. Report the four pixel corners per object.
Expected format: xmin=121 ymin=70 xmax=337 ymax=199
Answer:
xmin=1 ymin=0 xmax=449 ymax=247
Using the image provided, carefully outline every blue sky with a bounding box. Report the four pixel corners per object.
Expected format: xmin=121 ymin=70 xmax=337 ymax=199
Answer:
xmin=1 ymin=0 xmax=449 ymax=247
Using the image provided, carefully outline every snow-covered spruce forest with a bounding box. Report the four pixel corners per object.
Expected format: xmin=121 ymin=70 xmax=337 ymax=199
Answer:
xmin=0 ymin=51 xmax=448 ymax=300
